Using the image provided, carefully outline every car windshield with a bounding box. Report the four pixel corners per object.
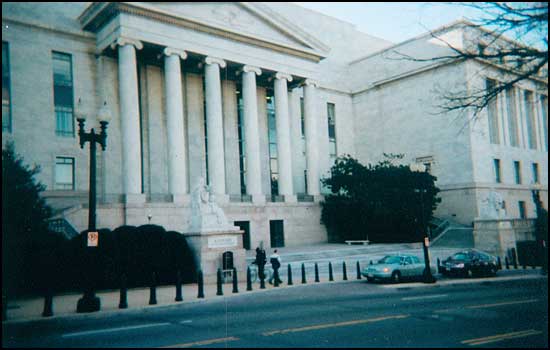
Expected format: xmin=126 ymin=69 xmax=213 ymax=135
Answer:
xmin=378 ymin=256 xmax=402 ymax=264
xmin=452 ymin=253 xmax=469 ymax=261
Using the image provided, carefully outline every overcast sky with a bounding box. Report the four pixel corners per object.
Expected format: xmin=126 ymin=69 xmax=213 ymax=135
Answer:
xmin=294 ymin=2 xmax=489 ymax=44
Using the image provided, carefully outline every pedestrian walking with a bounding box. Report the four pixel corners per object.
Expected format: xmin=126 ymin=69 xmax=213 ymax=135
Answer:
xmin=269 ymin=249 xmax=283 ymax=285
xmin=254 ymin=247 xmax=267 ymax=282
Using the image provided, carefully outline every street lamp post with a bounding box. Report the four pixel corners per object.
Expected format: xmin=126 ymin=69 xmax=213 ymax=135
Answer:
xmin=410 ymin=163 xmax=436 ymax=284
xmin=76 ymin=100 xmax=111 ymax=313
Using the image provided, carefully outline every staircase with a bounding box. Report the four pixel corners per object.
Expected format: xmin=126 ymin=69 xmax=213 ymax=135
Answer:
xmin=430 ymin=217 xmax=474 ymax=248
xmin=47 ymin=218 xmax=79 ymax=239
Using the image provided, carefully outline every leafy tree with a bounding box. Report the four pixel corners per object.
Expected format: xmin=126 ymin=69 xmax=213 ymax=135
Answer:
xmin=389 ymin=2 xmax=547 ymax=121
xmin=321 ymin=154 xmax=441 ymax=243
xmin=532 ymin=190 xmax=548 ymax=273
xmin=2 ymin=142 xmax=55 ymax=297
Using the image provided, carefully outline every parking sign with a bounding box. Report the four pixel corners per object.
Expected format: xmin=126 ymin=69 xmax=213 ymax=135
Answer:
xmin=87 ymin=231 xmax=99 ymax=247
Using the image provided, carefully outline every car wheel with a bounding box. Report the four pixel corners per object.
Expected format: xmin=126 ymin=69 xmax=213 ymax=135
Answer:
xmin=489 ymin=266 xmax=497 ymax=276
xmin=466 ymin=269 xmax=474 ymax=278
xmin=391 ymin=271 xmax=401 ymax=284
xmin=366 ymin=276 xmax=374 ymax=282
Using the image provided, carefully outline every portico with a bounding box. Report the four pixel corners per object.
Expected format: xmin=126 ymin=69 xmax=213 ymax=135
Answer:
xmin=80 ymin=2 xmax=328 ymax=206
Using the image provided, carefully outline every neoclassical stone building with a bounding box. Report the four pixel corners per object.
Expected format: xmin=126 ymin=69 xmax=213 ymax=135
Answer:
xmin=2 ymin=3 xmax=548 ymax=249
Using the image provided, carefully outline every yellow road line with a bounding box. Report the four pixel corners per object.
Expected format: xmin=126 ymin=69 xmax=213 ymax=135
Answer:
xmin=466 ymin=299 xmax=539 ymax=309
xmin=462 ymin=329 xmax=542 ymax=346
xmin=159 ymin=336 xmax=239 ymax=348
xmin=262 ymin=314 xmax=409 ymax=336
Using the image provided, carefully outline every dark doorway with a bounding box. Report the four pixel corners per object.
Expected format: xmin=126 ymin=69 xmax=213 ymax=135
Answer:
xmin=270 ymin=220 xmax=285 ymax=248
xmin=235 ymin=221 xmax=251 ymax=250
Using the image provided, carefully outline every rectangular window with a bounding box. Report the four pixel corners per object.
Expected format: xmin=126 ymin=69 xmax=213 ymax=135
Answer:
xmin=513 ymin=161 xmax=521 ymax=184
xmin=236 ymin=90 xmax=246 ymax=195
xmin=327 ymin=103 xmax=337 ymax=164
xmin=53 ymin=52 xmax=74 ymax=137
xmin=267 ymin=93 xmax=278 ymax=196
xmin=493 ymin=159 xmax=501 ymax=183
xmin=524 ymin=90 xmax=537 ymax=149
xmin=55 ymin=157 xmax=75 ymax=190
xmin=486 ymin=79 xmax=500 ymax=144
xmin=518 ymin=201 xmax=526 ymax=219
xmin=532 ymin=163 xmax=539 ymax=184
xmin=2 ymin=42 xmax=11 ymax=132
xmin=506 ymin=87 xmax=519 ymax=147
xmin=541 ymin=95 xmax=548 ymax=151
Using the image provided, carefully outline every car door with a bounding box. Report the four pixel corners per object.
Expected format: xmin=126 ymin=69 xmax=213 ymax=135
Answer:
xmin=402 ymin=256 xmax=414 ymax=277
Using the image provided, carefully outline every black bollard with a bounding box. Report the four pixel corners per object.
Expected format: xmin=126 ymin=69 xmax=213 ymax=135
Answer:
xmin=260 ymin=271 xmax=266 ymax=289
xmin=287 ymin=264 xmax=293 ymax=285
xmin=513 ymin=255 xmax=518 ymax=269
xmin=328 ymin=262 xmax=334 ymax=281
xmin=437 ymin=258 xmax=441 ymax=274
xmin=232 ymin=268 xmax=239 ymax=293
xmin=42 ymin=291 xmax=53 ymax=317
xmin=175 ymin=270 xmax=183 ymax=302
xmin=369 ymin=260 xmax=373 ymax=265
xmin=119 ymin=273 xmax=128 ymax=309
xmin=2 ymin=294 xmax=6 ymax=321
xmin=197 ymin=270 xmax=205 ymax=298
xmin=246 ymin=266 xmax=253 ymax=291
xmin=497 ymin=256 xmax=502 ymax=270
xmin=505 ymin=256 xmax=510 ymax=269
xmin=315 ymin=263 xmax=320 ymax=282
xmin=274 ymin=267 xmax=280 ymax=287
xmin=343 ymin=261 xmax=348 ymax=281
xmin=523 ymin=259 xmax=527 ymax=269
xmin=356 ymin=261 xmax=362 ymax=280
xmin=149 ymin=271 xmax=157 ymax=305
xmin=301 ymin=263 xmax=307 ymax=284
xmin=217 ymin=269 xmax=223 ymax=296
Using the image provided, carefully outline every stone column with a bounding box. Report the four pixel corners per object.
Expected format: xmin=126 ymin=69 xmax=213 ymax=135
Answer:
xmin=163 ymin=48 xmax=188 ymax=203
xmin=111 ymin=37 xmax=145 ymax=204
xmin=274 ymin=72 xmax=296 ymax=202
xmin=204 ymin=57 xmax=227 ymax=201
xmin=303 ymin=79 xmax=320 ymax=197
xmin=242 ymin=65 xmax=265 ymax=204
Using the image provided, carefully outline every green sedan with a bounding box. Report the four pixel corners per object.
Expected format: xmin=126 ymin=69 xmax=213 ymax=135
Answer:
xmin=361 ymin=254 xmax=436 ymax=283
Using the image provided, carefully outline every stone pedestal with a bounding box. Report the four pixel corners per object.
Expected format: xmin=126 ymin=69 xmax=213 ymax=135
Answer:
xmin=184 ymin=229 xmax=246 ymax=283
xmin=473 ymin=219 xmax=517 ymax=258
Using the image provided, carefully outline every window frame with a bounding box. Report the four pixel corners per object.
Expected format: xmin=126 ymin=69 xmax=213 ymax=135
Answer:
xmin=52 ymin=51 xmax=75 ymax=137
xmin=2 ymin=41 xmax=12 ymax=132
xmin=54 ymin=156 xmax=75 ymax=190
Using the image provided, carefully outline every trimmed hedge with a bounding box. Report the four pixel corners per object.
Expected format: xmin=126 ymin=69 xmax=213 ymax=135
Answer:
xmin=12 ymin=225 xmax=197 ymax=296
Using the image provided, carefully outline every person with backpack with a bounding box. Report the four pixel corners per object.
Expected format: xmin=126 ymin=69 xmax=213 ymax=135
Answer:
xmin=268 ymin=249 xmax=283 ymax=285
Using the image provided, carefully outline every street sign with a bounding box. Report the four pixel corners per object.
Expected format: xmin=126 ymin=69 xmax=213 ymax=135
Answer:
xmin=424 ymin=237 xmax=430 ymax=247
xmin=87 ymin=231 xmax=99 ymax=247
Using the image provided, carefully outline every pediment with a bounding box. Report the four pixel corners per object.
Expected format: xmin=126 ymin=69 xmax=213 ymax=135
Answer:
xmin=80 ymin=2 xmax=330 ymax=61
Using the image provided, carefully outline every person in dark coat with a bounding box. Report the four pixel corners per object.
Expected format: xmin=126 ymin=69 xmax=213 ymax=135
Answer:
xmin=254 ymin=247 xmax=267 ymax=283
xmin=268 ymin=249 xmax=283 ymax=285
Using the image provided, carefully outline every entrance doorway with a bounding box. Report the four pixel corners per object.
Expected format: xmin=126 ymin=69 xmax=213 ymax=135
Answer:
xmin=234 ymin=221 xmax=251 ymax=250
xmin=270 ymin=220 xmax=285 ymax=248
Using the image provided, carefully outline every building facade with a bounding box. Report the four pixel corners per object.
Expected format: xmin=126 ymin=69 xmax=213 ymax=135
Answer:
xmin=2 ymin=3 xmax=548 ymax=249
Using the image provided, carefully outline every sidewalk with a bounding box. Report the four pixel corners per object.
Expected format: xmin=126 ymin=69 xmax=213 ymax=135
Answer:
xmin=3 ymin=243 xmax=547 ymax=323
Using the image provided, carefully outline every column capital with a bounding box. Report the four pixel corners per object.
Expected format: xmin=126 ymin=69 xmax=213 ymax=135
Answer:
xmin=110 ymin=37 xmax=143 ymax=50
xmin=163 ymin=47 xmax=188 ymax=60
xmin=243 ymin=65 xmax=262 ymax=76
xmin=304 ymin=78 xmax=319 ymax=87
xmin=205 ymin=56 xmax=226 ymax=68
xmin=275 ymin=72 xmax=293 ymax=82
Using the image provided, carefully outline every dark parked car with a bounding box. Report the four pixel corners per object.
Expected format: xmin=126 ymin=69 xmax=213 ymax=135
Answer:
xmin=441 ymin=249 xmax=499 ymax=278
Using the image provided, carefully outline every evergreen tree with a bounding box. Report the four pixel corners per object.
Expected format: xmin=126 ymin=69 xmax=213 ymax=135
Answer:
xmin=2 ymin=142 xmax=53 ymax=297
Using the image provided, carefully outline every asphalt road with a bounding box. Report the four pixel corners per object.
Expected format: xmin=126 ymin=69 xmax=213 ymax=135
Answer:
xmin=3 ymin=276 xmax=548 ymax=348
